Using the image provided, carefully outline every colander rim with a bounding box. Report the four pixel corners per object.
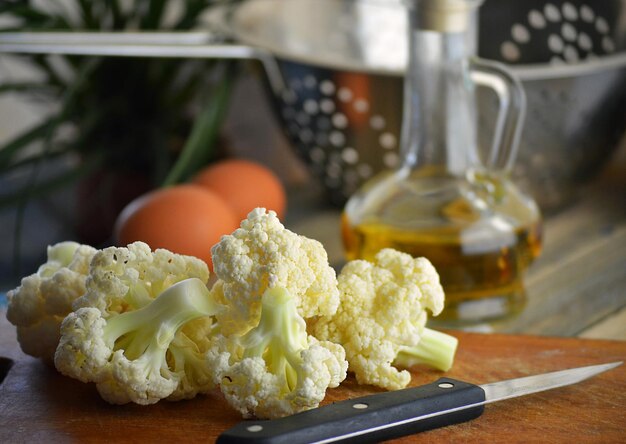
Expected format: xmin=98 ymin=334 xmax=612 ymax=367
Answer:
xmin=209 ymin=0 xmax=626 ymax=82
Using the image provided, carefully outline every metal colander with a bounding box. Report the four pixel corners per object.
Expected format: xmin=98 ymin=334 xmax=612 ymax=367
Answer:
xmin=213 ymin=0 xmax=626 ymax=207
xmin=1 ymin=0 xmax=625 ymax=209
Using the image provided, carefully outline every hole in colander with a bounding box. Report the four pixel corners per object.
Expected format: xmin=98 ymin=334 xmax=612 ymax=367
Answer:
xmin=304 ymin=75 xmax=317 ymax=89
xmin=370 ymin=115 xmax=386 ymax=130
xmin=343 ymin=169 xmax=360 ymax=185
xmin=320 ymin=80 xmax=336 ymax=96
xmin=282 ymin=90 xmax=297 ymax=104
xmin=580 ymin=5 xmax=594 ymax=23
xmin=296 ymin=112 xmax=311 ymax=126
xmin=595 ymin=17 xmax=609 ymax=35
xmin=303 ymin=99 xmax=319 ymax=115
xmin=544 ymin=4 xmax=561 ymax=22
xmin=357 ymin=164 xmax=373 ymax=179
xmin=528 ymin=9 xmax=547 ymax=29
xmin=337 ymin=87 xmax=353 ymax=103
xmin=332 ymin=113 xmax=349 ymax=129
xmin=578 ymin=33 xmax=593 ymax=51
xmin=602 ymin=37 xmax=615 ymax=53
xmin=342 ymin=147 xmax=359 ymax=164
xmin=310 ymin=147 xmax=325 ymax=164
xmin=384 ymin=152 xmax=399 ymax=168
xmin=299 ymin=129 xmax=314 ymax=144
xmin=563 ymin=45 xmax=579 ymax=62
xmin=353 ymin=98 xmax=369 ymax=113
xmin=501 ymin=41 xmax=521 ymax=61
xmin=326 ymin=162 xmax=342 ymax=179
xmin=561 ymin=23 xmax=577 ymax=42
xmin=511 ymin=24 xmax=530 ymax=43
xmin=330 ymin=131 xmax=346 ymax=147
xmin=548 ymin=34 xmax=565 ymax=53
xmin=320 ymin=99 xmax=335 ymax=114
xmin=562 ymin=2 xmax=578 ymax=21
xmin=380 ymin=132 xmax=397 ymax=150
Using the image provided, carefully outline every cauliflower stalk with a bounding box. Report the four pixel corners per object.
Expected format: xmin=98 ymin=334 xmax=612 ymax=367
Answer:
xmin=6 ymin=241 xmax=97 ymax=362
xmin=55 ymin=277 xmax=219 ymax=404
xmin=207 ymin=286 xmax=347 ymax=419
xmin=312 ymin=248 xmax=458 ymax=391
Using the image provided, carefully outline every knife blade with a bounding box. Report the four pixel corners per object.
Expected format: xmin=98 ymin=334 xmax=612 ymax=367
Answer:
xmin=217 ymin=361 xmax=622 ymax=444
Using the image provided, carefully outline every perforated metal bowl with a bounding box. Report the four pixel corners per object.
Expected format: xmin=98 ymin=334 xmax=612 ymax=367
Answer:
xmin=212 ymin=0 xmax=626 ymax=208
xmin=2 ymin=0 xmax=625 ymax=209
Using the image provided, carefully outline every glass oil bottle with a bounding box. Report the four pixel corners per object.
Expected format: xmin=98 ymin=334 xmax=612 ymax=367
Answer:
xmin=342 ymin=0 xmax=542 ymax=325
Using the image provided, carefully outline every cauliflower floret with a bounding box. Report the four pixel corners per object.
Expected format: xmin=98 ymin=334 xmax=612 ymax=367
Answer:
xmin=206 ymin=286 xmax=347 ymax=419
xmin=312 ymin=248 xmax=457 ymax=391
xmin=73 ymin=241 xmax=209 ymax=316
xmin=6 ymin=241 xmax=97 ymax=362
xmin=55 ymin=278 xmax=220 ymax=405
xmin=211 ymin=208 xmax=339 ymax=335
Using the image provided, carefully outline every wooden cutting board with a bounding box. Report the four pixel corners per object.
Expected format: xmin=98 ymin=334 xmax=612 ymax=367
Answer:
xmin=1 ymin=312 xmax=624 ymax=443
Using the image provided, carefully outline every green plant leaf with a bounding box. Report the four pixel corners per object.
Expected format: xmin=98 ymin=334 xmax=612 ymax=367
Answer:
xmin=0 ymin=118 xmax=58 ymax=170
xmin=107 ymin=0 xmax=125 ymax=29
xmin=0 ymin=152 xmax=104 ymax=208
xmin=30 ymin=55 xmax=70 ymax=88
xmin=141 ymin=0 xmax=167 ymax=29
xmin=0 ymin=5 xmax=50 ymax=22
xmin=161 ymin=62 xmax=234 ymax=186
xmin=175 ymin=0 xmax=208 ymax=30
xmin=0 ymin=82 xmax=57 ymax=94
xmin=0 ymin=146 xmax=72 ymax=173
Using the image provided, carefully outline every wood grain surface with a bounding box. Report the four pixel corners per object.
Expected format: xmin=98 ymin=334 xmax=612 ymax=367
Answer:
xmin=1 ymin=312 xmax=625 ymax=443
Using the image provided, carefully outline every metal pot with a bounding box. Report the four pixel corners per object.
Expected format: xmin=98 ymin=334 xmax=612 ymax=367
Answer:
xmin=2 ymin=0 xmax=625 ymax=209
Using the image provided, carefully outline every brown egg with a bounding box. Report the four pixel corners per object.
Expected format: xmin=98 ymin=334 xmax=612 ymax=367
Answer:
xmin=192 ymin=159 xmax=287 ymax=221
xmin=114 ymin=184 xmax=238 ymax=269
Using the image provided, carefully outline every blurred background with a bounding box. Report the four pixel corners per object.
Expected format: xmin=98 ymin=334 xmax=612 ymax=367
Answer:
xmin=1 ymin=0 xmax=625 ymax=294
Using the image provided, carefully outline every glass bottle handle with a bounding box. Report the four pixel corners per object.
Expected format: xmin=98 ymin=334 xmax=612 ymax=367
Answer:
xmin=469 ymin=57 xmax=527 ymax=173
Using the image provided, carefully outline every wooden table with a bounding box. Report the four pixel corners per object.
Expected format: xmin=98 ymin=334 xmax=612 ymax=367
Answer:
xmin=285 ymin=149 xmax=626 ymax=341
xmin=1 ymin=312 xmax=625 ymax=443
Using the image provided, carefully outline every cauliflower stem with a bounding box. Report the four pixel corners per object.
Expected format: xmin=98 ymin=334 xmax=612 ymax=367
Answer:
xmin=395 ymin=327 xmax=458 ymax=372
xmin=104 ymin=278 xmax=218 ymax=361
xmin=55 ymin=277 xmax=220 ymax=404
xmin=212 ymin=284 xmax=348 ymax=419
xmin=239 ymin=286 xmax=308 ymax=390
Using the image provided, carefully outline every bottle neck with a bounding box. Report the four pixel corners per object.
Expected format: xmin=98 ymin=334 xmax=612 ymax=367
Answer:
xmin=399 ymin=8 xmax=480 ymax=175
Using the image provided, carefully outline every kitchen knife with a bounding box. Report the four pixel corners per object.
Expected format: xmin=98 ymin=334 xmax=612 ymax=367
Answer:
xmin=217 ymin=361 xmax=622 ymax=443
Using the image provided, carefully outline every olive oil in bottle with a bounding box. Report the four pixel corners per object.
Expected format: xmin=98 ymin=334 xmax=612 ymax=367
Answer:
xmin=342 ymin=170 xmax=542 ymax=324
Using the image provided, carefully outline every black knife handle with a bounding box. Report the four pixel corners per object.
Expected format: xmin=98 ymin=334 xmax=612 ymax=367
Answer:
xmin=217 ymin=378 xmax=486 ymax=444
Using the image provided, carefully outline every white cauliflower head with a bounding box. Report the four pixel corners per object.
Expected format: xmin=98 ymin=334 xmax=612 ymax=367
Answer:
xmin=55 ymin=278 xmax=220 ymax=405
xmin=206 ymin=286 xmax=347 ymax=419
xmin=73 ymin=241 xmax=210 ymax=316
xmin=6 ymin=241 xmax=97 ymax=362
xmin=211 ymin=208 xmax=340 ymax=335
xmin=312 ymin=248 xmax=455 ymax=391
